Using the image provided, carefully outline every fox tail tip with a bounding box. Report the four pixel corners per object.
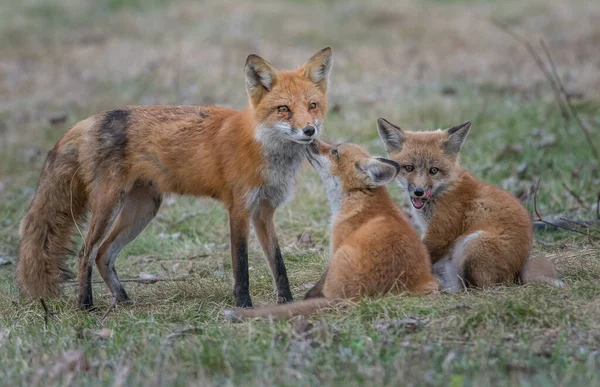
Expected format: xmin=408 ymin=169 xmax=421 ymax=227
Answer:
xmin=223 ymin=309 xmax=245 ymax=323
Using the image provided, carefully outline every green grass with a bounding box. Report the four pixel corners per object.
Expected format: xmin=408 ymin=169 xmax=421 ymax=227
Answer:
xmin=1 ymin=0 xmax=600 ymax=385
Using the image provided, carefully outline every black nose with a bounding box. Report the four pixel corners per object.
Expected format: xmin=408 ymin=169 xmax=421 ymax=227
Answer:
xmin=414 ymin=188 xmax=424 ymax=197
xmin=303 ymin=125 xmax=316 ymax=137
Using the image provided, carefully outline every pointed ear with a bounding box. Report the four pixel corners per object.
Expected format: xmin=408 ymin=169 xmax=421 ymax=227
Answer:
xmin=359 ymin=158 xmax=400 ymax=187
xmin=377 ymin=118 xmax=406 ymax=153
xmin=302 ymin=47 xmax=333 ymax=91
xmin=245 ymin=54 xmax=279 ymax=104
xmin=443 ymin=121 xmax=472 ymax=154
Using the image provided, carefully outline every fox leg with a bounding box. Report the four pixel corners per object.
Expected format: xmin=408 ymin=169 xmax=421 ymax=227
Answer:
xmin=78 ymin=186 xmax=126 ymax=310
xmin=229 ymin=205 xmax=252 ymax=308
xmin=251 ymin=203 xmax=293 ymax=304
xmin=95 ymin=182 xmax=162 ymax=304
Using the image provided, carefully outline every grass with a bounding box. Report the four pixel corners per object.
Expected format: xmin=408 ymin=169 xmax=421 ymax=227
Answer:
xmin=0 ymin=0 xmax=599 ymax=385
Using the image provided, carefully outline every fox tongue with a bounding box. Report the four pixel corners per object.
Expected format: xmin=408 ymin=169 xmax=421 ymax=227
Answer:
xmin=412 ymin=197 xmax=425 ymax=209
xmin=425 ymin=188 xmax=433 ymax=198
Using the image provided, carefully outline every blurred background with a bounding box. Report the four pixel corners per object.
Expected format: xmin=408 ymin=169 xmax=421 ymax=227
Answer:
xmin=0 ymin=0 xmax=599 ymax=255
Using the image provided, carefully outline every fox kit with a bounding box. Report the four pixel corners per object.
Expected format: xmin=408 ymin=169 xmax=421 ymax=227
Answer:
xmin=377 ymin=118 xmax=565 ymax=291
xmin=17 ymin=48 xmax=333 ymax=310
xmin=226 ymin=140 xmax=437 ymax=321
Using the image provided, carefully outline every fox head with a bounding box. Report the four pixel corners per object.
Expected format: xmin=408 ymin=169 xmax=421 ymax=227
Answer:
xmin=245 ymin=47 xmax=332 ymax=145
xmin=377 ymin=118 xmax=472 ymax=211
xmin=306 ymin=139 xmax=400 ymax=214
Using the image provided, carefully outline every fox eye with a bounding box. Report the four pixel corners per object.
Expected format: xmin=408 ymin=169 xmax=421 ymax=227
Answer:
xmin=277 ymin=106 xmax=290 ymax=113
xmin=429 ymin=167 xmax=439 ymax=175
xmin=309 ymin=102 xmax=317 ymax=110
xmin=404 ymin=165 xmax=414 ymax=172
xmin=331 ymin=149 xmax=339 ymax=158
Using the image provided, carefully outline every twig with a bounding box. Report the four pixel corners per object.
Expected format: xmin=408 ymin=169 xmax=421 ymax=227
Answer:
xmin=533 ymin=180 xmax=600 ymax=240
xmin=560 ymin=181 xmax=588 ymax=210
xmin=540 ymin=40 xmax=600 ymax=163
xmin=61 ymin=276 xmax=189 ymax=287
xmin=101 ymin=300 xmax=117 ymax=324
xmin=491 ymin=19 xmax=570 ymax=131
xmin=40 ymin=298 xmax=50 ymax=327
xmin=597 ymin=192 xmax=600 ymax=220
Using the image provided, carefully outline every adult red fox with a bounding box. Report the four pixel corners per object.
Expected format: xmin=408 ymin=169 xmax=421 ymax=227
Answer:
xmin=17 ymin=48 xmax=333 ymax=310
xmin=377 ymin=118 xmax=565 ymax=290
xmin=226 ymin=140 xmax=437 ymax=321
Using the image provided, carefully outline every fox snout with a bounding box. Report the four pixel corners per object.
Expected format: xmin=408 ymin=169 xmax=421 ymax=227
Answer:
xmin=409 ymin=186 xmax=433 ymax=210
xmin=302 ymin=124 xmax=316 ymax=137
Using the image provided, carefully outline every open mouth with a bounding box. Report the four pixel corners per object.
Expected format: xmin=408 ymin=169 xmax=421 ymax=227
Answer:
xmin=410 ymin=188 xmax=433 ymax=210
xmin=411 ymin=196 xmax=427 ymax=209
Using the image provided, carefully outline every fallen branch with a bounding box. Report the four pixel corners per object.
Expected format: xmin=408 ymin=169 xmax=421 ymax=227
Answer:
xmin=61 ymin=276 xmax=189 ymax=288
xmin=532 ymin=179 xmax=600 ymax=240
xmin=540 ymin=40 xmax=600 ymax=163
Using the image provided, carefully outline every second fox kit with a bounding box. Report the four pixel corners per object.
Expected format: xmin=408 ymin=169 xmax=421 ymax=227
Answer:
xmin=17 ymin=48 xmax=333 ymax=310
xmin=377 ymin=118 xmax=564 ymax=291
xmin=226 ymin=140 xmax=437 ymax=321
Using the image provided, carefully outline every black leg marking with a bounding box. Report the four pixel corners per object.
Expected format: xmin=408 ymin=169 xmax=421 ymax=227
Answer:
xmin=78 ymin=265 xmax=94 ymax=310
xmin=233 ymin=237 xmax=252 ymax=308
xmin=273 ymin=246 xmax=293 ymax=304
xmin=111 ymin=267 xmax=130 ymax=303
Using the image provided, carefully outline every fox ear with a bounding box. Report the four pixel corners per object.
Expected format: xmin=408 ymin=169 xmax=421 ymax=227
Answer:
xmin=443 ymin=121 xmax=472 ymax=154
xmin=303 ymin=47 xmax=333 ymax=91
xmin=377 ymin=118 xmax=406 ymax=153
xmin=359 ymin=158 xmax=400 ymax=187
xmin=245 ymin=54 xmax=279 ymax=104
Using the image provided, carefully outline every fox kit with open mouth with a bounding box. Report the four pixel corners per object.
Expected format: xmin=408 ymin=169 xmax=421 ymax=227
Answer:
xmin=377 ymin=118 xmax=565 ymax=291
xmin=16 ymin=48 xmax=333 ymax=310
xmin=225 ymin=140 xmax=437 ymax=321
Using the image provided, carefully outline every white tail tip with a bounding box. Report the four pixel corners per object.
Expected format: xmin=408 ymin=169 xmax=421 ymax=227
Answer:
xmin=223 ymin=309 xmax=244 ymax=323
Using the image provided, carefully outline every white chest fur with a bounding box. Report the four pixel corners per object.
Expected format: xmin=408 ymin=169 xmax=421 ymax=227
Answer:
xmin=246 ymin=129 xmax=306 ymax=210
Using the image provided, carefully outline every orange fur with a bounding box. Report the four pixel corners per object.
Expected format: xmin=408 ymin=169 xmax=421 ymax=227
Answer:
xmin=377 ymin=118 xmax=565 ymax=290
xmin=226 ymin=140 xmax=437 ymax=321
xmin=16 ymin=48 xmax=334 ymax=309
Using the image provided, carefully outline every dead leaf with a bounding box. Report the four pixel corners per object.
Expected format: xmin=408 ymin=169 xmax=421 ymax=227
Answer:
xmin=292 ymin=318 xmax=314 ymax=339
xmin=97 ymin=328 xmax=113 ymax=339
xmin=48 ymin=112 xmax=68 ymax=126
xmin=531 ymin=128 xmax=557 ymax=148
xmin=167 ymin=326 xmax=200 ymax=341
xmin=49 ymin=349 xmax=91 ymax=380
xmin=297 ymin=231 xmax=314 ymax=249
xmin=441 ymin=85 xmax=457 ymax=96
xmin=81 ymin=328 xmax=113 ymax=340
xmin=373 ymin=317 xmax=427 ymax=334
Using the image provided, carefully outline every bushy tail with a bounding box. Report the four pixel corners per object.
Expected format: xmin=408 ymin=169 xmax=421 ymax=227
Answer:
xmin=224 ymin=298 xmax=344 ymax=322
xmin=16 ymin=146 xmax=88 ymax=299
xmin=520 ymin=257 xmax=566 ymax=288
